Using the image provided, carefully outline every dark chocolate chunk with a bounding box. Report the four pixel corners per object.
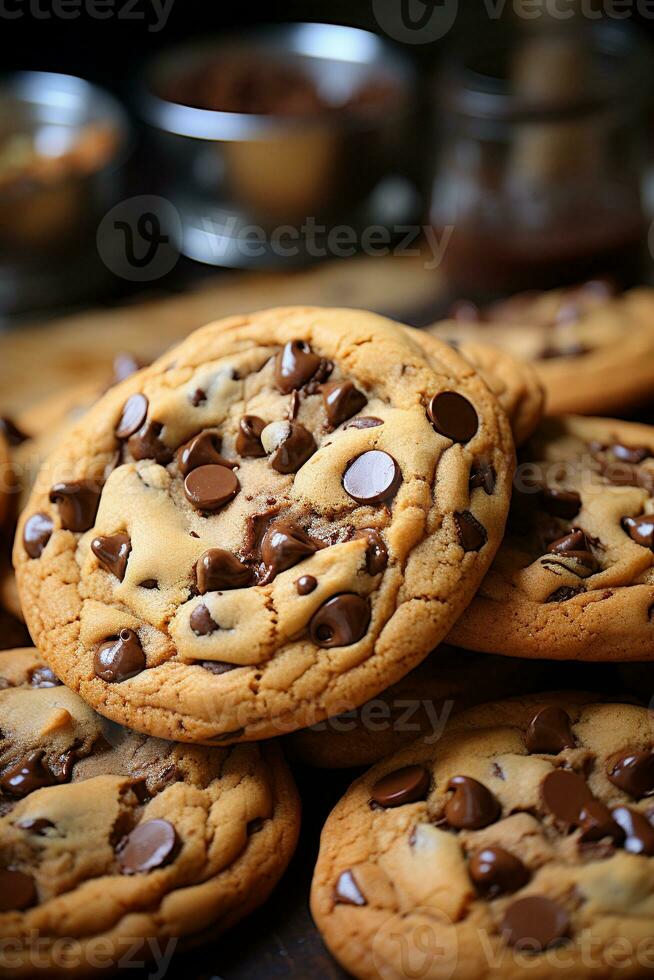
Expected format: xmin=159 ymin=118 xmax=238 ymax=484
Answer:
xmin=94 ymin=629 xmax=146 ymax=683
xmin=1 ymin=751 xmax=56 ymax=797
xmin=469 ymin=847 xmax=530 ymax=897
xmin=444 ymin=775 xmax=500 ymax=830
xmin=269 ymin=422 xmax=316 ymax=474
xmin=454 ymin=511 xmax=487 ymax=551
xmin=427 ymin=392 xmax=478 ymax=443
xmin=502 ymin=896 xmax=569 ymax=950
xmin=525 ymin=706 xmax=575 ymax=754
xmin=541 ymin=769 xmax=592 ymax=826
xmin=546 ymin=585 xmax=585 ymax=603
xmin=117 ymin=819 xmax=178 ymax=874
xmin=622 ymin=516 xmax=654 ymax=550
xmin=309 ymin=593 xmax=371 ymax=648
xmin=184 ymin=464 xmax=240 ymax=511
xmin=49 ymin=481 xmax=101 ymax=532
xmin=343 ymin=451 xmax=402 ymax=505
xmin=540 ymin=488 xmax=581 ymax=519
xmin=611 ymin=806 xmax=654 ymax=855
xmin=371 ymin=765 xmax=430 ymax=808
xmin=235 ymin=415 xmax=267 ymax=457
xmin=296 ymin=575 xmax=317 ymax=595
xmin=275 ymin=340 xmax=322 ymax=394
xmin=196 ymin=549 xmax=252 ymax=593
xmin=178 ymin=429 xmax=236 ymax=476
xmin=91 ymin=533 xmax=131 ymax=581
xmin=469 ymin=462 xmax=496 ymax=495
xmin=23 ymin=513 xmax=53 ymax=559
xmin=322 ymin=380 xmax=367 ymax=428
xmin=127 ymin=421 xmax=173 ymax=465
xmin=261 ymin=522 xmax=318 ymax=576
xmin=116 ymin=394 xmax=148 ymax=440
xmin=354 ymin=528 xmax=388 ymax=575
xmin=608 ymin=751 xmax=654 ymax=799
xmin=190 ymin=604 xmax=219 ymax=636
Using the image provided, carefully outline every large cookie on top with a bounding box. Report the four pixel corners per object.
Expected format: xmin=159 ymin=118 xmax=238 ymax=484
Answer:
xmin=449 ymin=415 xmax=654 ymax=661
xmin=0 ymin=648 xmax=299 ymax=979
xmin=14 ymin=306 xmax=514 ymax=743
xmin=311 ymin=693 xmax=654 ymax=980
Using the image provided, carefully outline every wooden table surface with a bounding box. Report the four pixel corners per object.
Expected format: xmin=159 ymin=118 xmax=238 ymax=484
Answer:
xmin=0 ymin=252 xmax=444 ymax=980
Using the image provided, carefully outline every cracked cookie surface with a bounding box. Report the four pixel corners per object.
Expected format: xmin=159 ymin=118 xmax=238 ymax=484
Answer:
xmin=0 ymin=648 xmax=299 ymax=979
xmin=450 ymin=415 xmax=654 ymax=661
xmin=428 ymin=283 xmax=654 ymax=416
xmin=311 ymin=694 xmax=654 ymax=980
xmin=15 ymin=306 xmax=514 ymax=743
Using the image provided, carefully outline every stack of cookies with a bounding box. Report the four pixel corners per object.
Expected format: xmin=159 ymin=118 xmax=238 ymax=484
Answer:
xmin=1 ymin=296 xmax=653 ymax=979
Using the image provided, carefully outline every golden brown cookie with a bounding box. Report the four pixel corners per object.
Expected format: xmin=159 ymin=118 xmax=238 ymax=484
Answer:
xmin=0 ymin=647 xmax=299 ymax=979
xmin=449 ymin=415 xmax=654 ymax=661
xmin=311 ymin=694 xmax=654 ymax=980
xmin=15 ymin=306 xmax=514 ymax=744
xmin=428 ymin=283 xmax=654 ymax=416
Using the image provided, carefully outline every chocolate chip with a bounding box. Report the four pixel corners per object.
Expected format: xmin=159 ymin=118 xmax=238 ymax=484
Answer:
xmin=17 ymin=817 xmax=54 ymax=835
xmin=296 ymin=575 xmax=317 ymax=595
xmin=612 ymin=443 xmax=651 ymax=464
xmin=235 ymin=415 xmax=267 ymax=457
xmin=608 ymin=751 xmax=654 ymax=799
xmin=547 ymin=529 xmax=590 ymax=555
xmin=354 ymin=528 xmax=388 ymax=575
xmin=196 ymin=549 xmax=252 ymax=593
xmin=309 ymin=593 xmax=371 ymax=648
xmin=200 ymin=661 xmax=238 ymax=675
xmin=49 ymin=481 xmax=101 ymax=532
xmin=189 ymin=388 xmax=206 ymax=407
xmin=547 ymin=585 xmax=585 ymax=603
xmin=23 ymin=513 xmax=53 ymax=558
xmin=622 ymin=516 xmax=654 ymax=549
xmin=454 ymin=511 xmax=487 ymax=551
xmin=444 ymin=776 xmax=500 ymax=829
xmin=540 ymin=488 xmax=582 ymax=519
xmin=502 ymin=896 xmax=569 ymax=950
xmin=0 ymin=869 xmax=37 ymax=911
xmin=261 ymin=522 xmax=318 ymax=576
xmin=178 ymin=429 xmax=236 ymax=477
xmin=334 ymin=869 xmax=367 ymax=906
xmin=127 ymin=421 xmax=173 ymax=465
xmin=91 ymin=533 xmax=131 ymax=581
xmin=542 ymin=769 xmax=592 ymax=826
xmin=184 ymin=464 xmax=240 ymax=512
xmin=140 ymin=579 xmax=158 ymax=589
xmin=28 ymin=665 xmax=61 ymax=689
xmin=0 ymin=751 xmax=56 ymax=797
xmin=343 ymin=451 xmax=402 ymax=505
xmin=427 ymin=392 xmax=478 ymax=443
xmin=269 ymin=422 xmax=316 ymax=474
xmin=578 ymin=799 xmax=624 ymax=845
xmin=370 ymin=765 xmax=430 ymax=808
xmin=525 ymin=706 xmax=575 ymax=754
xmin=344 ymin=416 xmax=384 ymax=429
xmin=94 ymin=629 xmax=145 ymax=683
xmin=322 ymin=380 xmax=367 ymax=428
xmin=117 ymin=818 xmax=178 ymax=874
xmin=0 ymin=416 xmax=28 ymax=446
xmin=469 ymin=462 xmax=496 ymax=495
xmin=190 ymin=604 xmax=219 ymax=636
xmin=468 ymin=847 xmax=530 ymax=897
xmin=275 ymin=340 xmax=322 ymax=394
xmin=611 ymin=806 xmax=654 ymax=855
xmin=116 ymin=394 xmax=148 ymax=440
xmin=113 ymin=352 xmax=145 ymax=385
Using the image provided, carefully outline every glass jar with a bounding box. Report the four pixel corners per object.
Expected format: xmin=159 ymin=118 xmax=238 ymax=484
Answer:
xmin=432 ymin=21 xmax=651 ymax=301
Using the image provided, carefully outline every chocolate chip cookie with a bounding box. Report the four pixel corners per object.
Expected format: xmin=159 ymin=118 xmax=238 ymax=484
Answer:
xmin=0 ymin=647 xmax=299 ymax=978
xmin=428 ymin=283 xmax=654 ymax=416
xmin=311 ymin=694 xmax=654 ymax=980
xmin=0 ymin=428 xmax=9 ymax=532
xmin=286 ymin=645 xmax=557 ymax=769
xmin=15 ymin=306 xmax=514 ymax=743
xmin=450 ymin=415 xmax=654 ymax=661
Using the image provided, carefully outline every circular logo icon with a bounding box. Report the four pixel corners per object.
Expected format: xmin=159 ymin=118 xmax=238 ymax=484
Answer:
xmin=372 ymin=0 xmax=459 ymax=44
xmin=97 ymin=195 xmax=181 ymax=282
xmin=371 ymin=908 xmax=458 ymax=980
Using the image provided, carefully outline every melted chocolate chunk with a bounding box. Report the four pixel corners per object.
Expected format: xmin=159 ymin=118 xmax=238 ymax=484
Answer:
xmin=469 ymin=462 xmax=496 ymax=495
xmin=23 ymin=513 xmax=53 ymax=559
xmin=0 ymin=869 xmax=37 ymax=911
xmin=49 ymin=481 xmax=101 ymax=532
xmin=296 ymin=575 xmax=317 ymax=595
xmin=622 ymin=516 xmax=654 ymax=549
xmin=235 ymin=415 xmax=267 ymax=457
xmin=178 ymin=429 xmax=236 ymax=476
xmin=94 ymin=629 xmax=146 ymax=683
xmin=608 ymin=751 xmax=654 ymax=799
xmin=354 ymin=528 xmax=388 ymax=575
xmin=469 ymin=847 xmax=530 ymax=897
xmin=189 ymin=388 xmax=206 ymax=407
xmin=269 ymin=422 xmax=316 ymax=474
xmin=190 ymin=604 xmax=219 ymax=636
xmin=611 ymin=443 xmax=651 ymax=464
xmin=540 ymin=488 xmax=581 ymax=520
xmin=427 ymin=391 xmax=478 ymax=443
xmin=578 ymin=799 xmax=624 ymax=844
xmin=525 ymin=706 xmax=575 ymax=754
xmin=17 ymin=817 xmax=55 ymax=835
xmin=334 ymin=869 xmax=366 ymax=906
xmin=454 ymin=511 xmax=487 ymax=552
xmin=370 ymin=765 xmax=430 ymax=808
xmin=275 ymin=340 xmax=323 ymax=394
xmin=612 ymin=807 xmax=654 ymax=855
xmin=196 ymin=549 xmax=252 ymax=593
xmin=184 ymin=464 xmax=240 ymax=512
xmin=445 ymin=776 xmax=500 ymax=830
xmin=0 ymin=416 xmax=28 ymax=447
xmin=322 ymin=380 xmax=367 ymax=428
xmin=127 ymin=421 xmax=173 ymax=464
xmin=309 ymin=594 xmax=371 ymax=648
xmin=200 ymin=661 xmax=238 ymax=675
xmin=344 ymin=416 xmax=383 ymax=430
xmin=1 ymin=752 xmax=56 ymax=797
xmin=117 ymin=818 xmax=178 ymax=874
xmin=115 ymin=394 xmax=148 ymax=440
xmin=28 ymin=665 xmax=61 ymax=689
xmin=541 ymin=769 xmax=592 ymax=826
xmin=342 ymin=451 xmax=402 ymax=505
xmin=91 ymin=533 xmax=132 ymax=581
xmin=547 ymin=585 xmax=585 ymax=603
xmin=502 ymin=896 xmax=569 ymax=951
xmin=261 ymin=522 xmax=318 ymax=576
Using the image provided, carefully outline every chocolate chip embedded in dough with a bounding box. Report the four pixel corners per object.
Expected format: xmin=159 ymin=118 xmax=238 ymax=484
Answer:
xmin=611 ymin=806 xmax=654 ymax=855
xmin=539 ymin=488 xmax=581 ymax=520
xmin=28 ymin=665 xmax=61 ymax=689
xmin=541 ymin=769 xmax=592 ymax=826
xmin=427 ymin=391 xmax=478 ymax=443
xmin=49 ymin=481 xmax=101 ymax=532
xmin=444 ymin=775 xmax=500 ymax=830
xmin=127 ymin=421 xmax=173 ymax=465
xmin=195 ymin=549 xmax=253 ymax=593
xmin=23 ymin=513 xmax=53 ymax=558
xmin=322 ymin=380 xmax=367 ymax=428
xmin=468 ymin=847 xmax=530 ymax=897
xmin=608 ymin=751 xmax=654 ymax=799
xmin=454 ymin=511 xmax=487 ymax=552
xmin=371 ymin=765 xmax=430 ymax=808
xmin=469 ymin=462 xmax=496 ymax=495
xmin=546 ymin=585 xmax=585 ymax=603
xmin=0 ymin=416 xmax=28 ymax=446
xmin=502 ymin=896 xmax=570 ymax=951
xmin=334 ymin=869 xmax=367 ymax=906
xmin=343 ymin=451 xmax=402 ymax=505
xmin=178 ymin=429 xmax=236 ymax=476
xmin=0 ymin=751 xmax=56 ymax=797
xmin=344 ymin=417 xmax=383 ymax=430
xmin=91 ymin=533 xmax=132 ymax=581
xmin=261 ymin=522 xmax=318 ymax=576
xmin=94 ymin=629 xmax=146 ymax=683
xmin=115 ymin=394 xmax=148 ymax=440
xmin=190 ymin=604 xmax=219 ymax=636
xmin=354 ymin=528 xmax=388 ymax=575
xmin=236 ymin=415 xmax=267 ymax=457
xmin=184 ymin=464 xmax=240 ymax=512
xmin=525 ymin=706 xmax=575 ymax=754
xmin=309 ymin=594 xmax=371 ymax=648
xmin=296 ymin=575 xmax=317 ymax=595
xmin=275 ymin=340 xmax=323 ymax=394
xmin=265 ymin=422 xmax=317 ymax=474
xmin=116 ymin=818 xmax=179 ymax=874
xmin=622 ymin=516 xmax=654 ymax=549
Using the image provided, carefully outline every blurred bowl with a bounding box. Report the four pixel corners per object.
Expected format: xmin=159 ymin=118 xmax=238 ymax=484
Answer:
xmin=139 ymin=24 xmax=421 ymax=267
